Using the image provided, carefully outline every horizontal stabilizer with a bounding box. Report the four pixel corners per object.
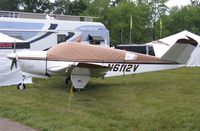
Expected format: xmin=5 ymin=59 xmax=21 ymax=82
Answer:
xmin=161 ymin=36 xmax=198 ymax=64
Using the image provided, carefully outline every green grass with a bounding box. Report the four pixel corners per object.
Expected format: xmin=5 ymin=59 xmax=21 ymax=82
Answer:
xmin=1 ymin=68 xmax=200 ymax=131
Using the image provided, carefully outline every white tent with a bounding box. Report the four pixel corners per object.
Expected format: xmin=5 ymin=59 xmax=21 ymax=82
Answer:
xmin=0 ymin=33 xmax=32 ymax=86
xmin=146 ymin=30 xmax=200 ymax=67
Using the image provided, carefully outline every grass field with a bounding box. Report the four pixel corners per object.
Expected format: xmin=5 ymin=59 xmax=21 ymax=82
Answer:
xmin=0 ymin=68 xmax=200 ymax=131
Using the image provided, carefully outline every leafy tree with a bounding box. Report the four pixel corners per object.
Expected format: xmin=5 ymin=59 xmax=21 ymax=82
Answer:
xmin=110 ymin=0 xmax=123 ymax=7
xmin=84 ymin=0 xmax=110 ymax=17
xmin=53 ymin=0 xmax=71 ymax=14
xmin=37 ymin=0 xmax=53 ymax=13
xmin=69 ymin=0 xmax=88 ymax=15
xmin=53 ymin=0 xmax=87 ymax=15
xmin=105 ymin=1 xmax=151 ymax=44
xmin=19 ymin=0 xmax=52 ymax=13
xmin=0 ymin=0 xmax=20 ymax=11
xmin=146 ymin=0 xmax=169 ymax=40
xmin=190 ymin=0 xmax=200 ymax=7
xmin=160 ymin=6 xmax=200 ymax=37
xmin=85 ymin=0 xmax=153 ymax=44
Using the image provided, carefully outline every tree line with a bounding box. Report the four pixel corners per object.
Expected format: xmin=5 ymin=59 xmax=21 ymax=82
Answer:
xmin=0 ymin=0 xmax=200 ymax=45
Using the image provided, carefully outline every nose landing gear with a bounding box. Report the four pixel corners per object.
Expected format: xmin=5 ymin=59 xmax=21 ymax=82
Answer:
xmin=17 ymin=83 xmax=26 ymax=90
xmin=17 ymin=75 xmax=26 ymax=90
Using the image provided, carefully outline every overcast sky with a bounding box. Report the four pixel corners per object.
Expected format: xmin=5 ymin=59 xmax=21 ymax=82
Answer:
xmin=49 ymin=0 xmax=191 ymax=8
xmin=166 ymin=0 xmax=191 ymax=7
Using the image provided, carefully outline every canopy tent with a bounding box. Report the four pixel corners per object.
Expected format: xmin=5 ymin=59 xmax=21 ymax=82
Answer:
xmin=0 ymin=33 xmax=31 ymax=86
xmin=146 ymin=30 xmax=200 ymax=67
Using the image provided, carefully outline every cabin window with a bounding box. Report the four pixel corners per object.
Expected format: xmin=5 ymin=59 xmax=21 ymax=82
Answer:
xmin=89 ymin=35 xmax=104 ymax=45
xmin=116 ymin=45 xmax=156 ymax=56
xmin=148 ymin=46 xmax=155 ymax=56
xmin=57 ymin=34 xmax=66 ymax=43
xmin=116 ymin=45 xmax=147 ymax=54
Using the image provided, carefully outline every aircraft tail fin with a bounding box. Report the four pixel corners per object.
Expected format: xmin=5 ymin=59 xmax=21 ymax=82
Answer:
xmin=161 ymin=36 xmax=198 ymax=64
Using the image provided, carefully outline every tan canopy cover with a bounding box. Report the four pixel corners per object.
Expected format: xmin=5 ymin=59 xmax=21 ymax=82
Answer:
xmin=47 ymin=42 xmax=160 ymax=63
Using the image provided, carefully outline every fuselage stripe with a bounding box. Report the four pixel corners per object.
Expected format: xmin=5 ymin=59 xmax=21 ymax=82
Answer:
xmin=18 ymin=57 xmax=178 ymax=65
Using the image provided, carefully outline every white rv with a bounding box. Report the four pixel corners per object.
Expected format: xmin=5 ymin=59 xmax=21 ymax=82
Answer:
xmin=0 ymin=11 xmax=110 ymax=51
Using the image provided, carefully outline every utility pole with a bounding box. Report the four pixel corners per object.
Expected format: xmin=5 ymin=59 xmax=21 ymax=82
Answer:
xmin=159 ymin=17 xmax=162 ymax=39
xmin=129 ymin=15 xmax=132 ymax=44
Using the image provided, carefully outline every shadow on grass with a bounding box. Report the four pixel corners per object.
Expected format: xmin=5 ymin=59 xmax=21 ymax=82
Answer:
xmin=31 ymin=74 xmax=168 ymax=93
xmin=32 ymin=76 xmax=128 ymax=93
xmin=84 ymin=82 xmax=120 ymax=91
xmin=31 ymin=76 xmax=149 ymax=93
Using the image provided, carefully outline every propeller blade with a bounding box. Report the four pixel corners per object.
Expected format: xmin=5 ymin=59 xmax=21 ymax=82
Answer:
xmin=10 ymin=59 xmax=14 ymax=71
xmin=14 ymin=59 xmax=17 ymax=68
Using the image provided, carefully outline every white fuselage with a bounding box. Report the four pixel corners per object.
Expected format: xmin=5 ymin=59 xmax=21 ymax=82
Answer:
xmin=14 ymin=51 xmax=184 ymax=78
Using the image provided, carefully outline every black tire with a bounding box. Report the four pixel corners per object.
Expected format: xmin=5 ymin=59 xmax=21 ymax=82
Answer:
xmin=65 ymin=77 xmax=71 ymax=86
xmin=73 ymin=88 xmax=83 ymax=92
xmin=72 ymin=87 xmax=78 ymax=92
xmin=65 ymin=77 xmax=84 ymax=92
xmin=17 ymin=83 xmax=26 ymax=90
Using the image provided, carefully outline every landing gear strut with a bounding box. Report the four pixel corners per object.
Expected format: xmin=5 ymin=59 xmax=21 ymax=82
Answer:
xmin=17 ymin=75 xmax=26 ymax=90
xmin=17 ymin=83 xmax=26 ymax=90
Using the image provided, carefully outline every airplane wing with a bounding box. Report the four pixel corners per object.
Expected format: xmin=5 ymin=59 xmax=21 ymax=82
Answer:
xmin=76 ymin=63 xmax=111 ymax=77
xmin=47 ymin=62 xmax=76 ymax=76
xmin=47 ymin=62 xmax=111 ymax=89
xmin=71 ymin=63 xmax=111 ymax=89
xmin=47 ymin=62 xmax=111 ymax=78
xmin=48 ymin=66 xmax=69 ymax=73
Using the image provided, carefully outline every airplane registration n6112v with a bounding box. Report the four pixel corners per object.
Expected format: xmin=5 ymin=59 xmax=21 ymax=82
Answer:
xmin=7 ymin=36 xmax=197 ymax=91
xmin=108 ymin=64 xmax=139 ymax=72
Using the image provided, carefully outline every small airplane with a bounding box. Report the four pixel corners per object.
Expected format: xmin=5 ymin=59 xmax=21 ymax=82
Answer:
xmin=7 ymin=37 xmax=197 ymax=91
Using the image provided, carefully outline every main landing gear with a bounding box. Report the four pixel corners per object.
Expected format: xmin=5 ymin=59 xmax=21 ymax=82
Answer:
xmin=65 ymin=77 xmax=72 ymax=86
xmin=65 ymin=77 xmax=83 ymax=92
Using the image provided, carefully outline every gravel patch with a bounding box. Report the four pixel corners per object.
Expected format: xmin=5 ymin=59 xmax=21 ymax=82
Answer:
xmin=0 ymin=118 xmax=37 ymax=131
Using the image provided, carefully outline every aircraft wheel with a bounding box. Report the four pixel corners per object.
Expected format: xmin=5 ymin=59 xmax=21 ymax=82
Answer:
xmin=65 ymin=78 xmax=84 ymax=92
xmin=73 ymin=88 xmax=83 ymax=92
xmin=65 ymin=77 xmax=71 ymax=86
xmin=17 ymin=83 xmax=26 ymax=90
